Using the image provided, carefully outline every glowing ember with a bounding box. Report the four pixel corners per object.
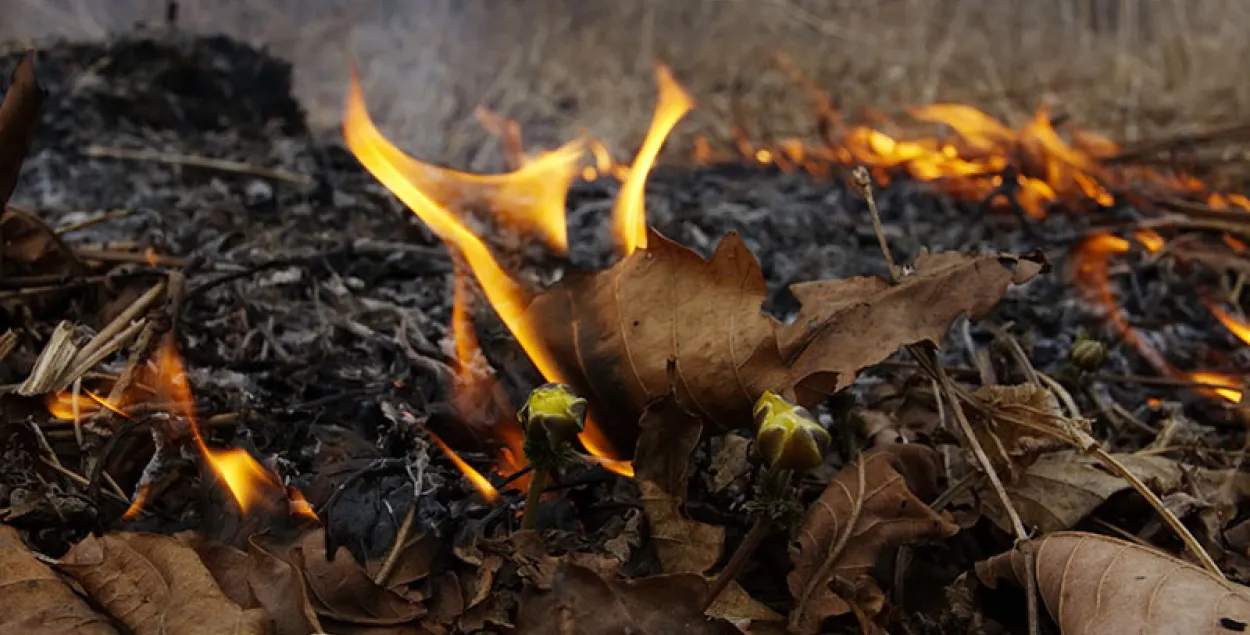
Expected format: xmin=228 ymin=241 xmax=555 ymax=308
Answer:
xmin=1132 ymin=229 xmax=1166 ymax=254
xmin=612 ymin=64 xmax=693 ymax=255
xmin=426 ymin=427 xmax=499 ymax=503
xmin=345 ymin=65 xmax=628 ymax=472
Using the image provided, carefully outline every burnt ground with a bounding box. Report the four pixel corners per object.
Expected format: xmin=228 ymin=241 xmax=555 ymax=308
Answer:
xmin=1 ymin=32 xmax=1247 ymax=634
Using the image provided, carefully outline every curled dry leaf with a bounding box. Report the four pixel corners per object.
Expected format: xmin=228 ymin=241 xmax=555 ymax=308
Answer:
xmin=969 ymin=384 xmax=1075 ymax=483
xmin=0 ymin=525 xmax=117 ymax=635
xmin=633 ymin=392 xmax=724 ymax=574
xmin=298 ymin=529 xmax=425 ymax=626
xmin=976 ymin=531 xmax=1250 ymax=635
xmin=57 ymin=532 xmax=271 ymax=635
xmin=787 ymin=445 xmax=959 ymax=635
xmin=982 ymin=452 xmax=1250 ymax=535
xmin=0 ymin=52 xmax=43 ymax=207
xmin=524 ymin=228 xmax=1044 ymax=451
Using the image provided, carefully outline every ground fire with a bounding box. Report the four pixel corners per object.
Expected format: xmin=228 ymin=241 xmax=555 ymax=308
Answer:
xmin=6 ymin=28 xmax=1250 ymax=635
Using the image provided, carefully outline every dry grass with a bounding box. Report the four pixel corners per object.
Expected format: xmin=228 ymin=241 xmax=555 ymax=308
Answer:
xmin=3 ymin=0 xmax=1250 ymax=170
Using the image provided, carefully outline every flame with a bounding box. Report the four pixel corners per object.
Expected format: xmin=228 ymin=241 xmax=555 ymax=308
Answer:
xmin=45 ymin=387 xmax=131 ymax=421
xmin=345 ymin=65 xmax=628 ymax=473
xmin=152 ymin=336 xmax=283 ymax=513
xmin=1071 ymin=234 xmax=1245 ymax=404
xmin=426 ymin=427 xmax=499 ymax=503
xmin=613 ymin=64 xmax=693 ymax=255
xmin=286 ymin=486 xmax=319 ymax=521
xmin=119 ymin=484 xmax=149 ymax=522
xmin=1206 ymin=300 xmax=1250 ymax=347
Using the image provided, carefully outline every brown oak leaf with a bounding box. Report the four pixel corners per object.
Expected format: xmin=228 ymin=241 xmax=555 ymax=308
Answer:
xmin=787 ymin=445 xmax=959 ymax=634
xmin=0 ymin=525 xmax=117 ymax=634
xmin=976 ymin=531 xmax=1250 ymax=635
xmin=0 ymin=52 xmax=42 ymax=207
xmin=524 ymin=228 xmax=1043 ymax=452
xmin=57 ymin=532 xmax=271 ymax=635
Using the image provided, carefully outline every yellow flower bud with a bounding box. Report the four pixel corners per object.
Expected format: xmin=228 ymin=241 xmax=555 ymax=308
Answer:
xmin=517 ymin=383 xmax=587 ymax=449
xmin=753 ymin=390 xmax=831 ymax=472
xmin=1070 ymin=334 xmax=1108 ymax=373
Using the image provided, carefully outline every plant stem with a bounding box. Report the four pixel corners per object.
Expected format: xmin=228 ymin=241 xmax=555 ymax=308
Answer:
xmin=521 ymin=469 xmax=549 ymax=531
xmin=702 ymin=515 xmax=772 ymax=612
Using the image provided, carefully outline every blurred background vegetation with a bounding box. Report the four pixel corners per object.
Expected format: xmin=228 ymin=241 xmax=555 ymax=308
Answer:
xmin=3 ymin=0 xmax=1247 ymax=169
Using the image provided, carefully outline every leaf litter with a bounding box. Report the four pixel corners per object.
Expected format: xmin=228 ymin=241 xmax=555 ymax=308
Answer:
xmin=3 ymin=33 xmax=1250 ymax=635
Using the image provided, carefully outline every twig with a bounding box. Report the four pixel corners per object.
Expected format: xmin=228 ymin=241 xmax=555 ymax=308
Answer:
xmin=73 ymin=248 xmax=183 ymax=268
xmin=374 ymin=503 xmax=416 ymax=586
xmin=917 ymin=346 xmax=1039 ymax=635
xmin=853 ymin=166 xmax=900 ymax=282
xmin=55 ymin=208 xmax=136 ymax=234
xmin=702 ymin=515 xmax=771 ymax=612
xmin=83 ymin=145 xmax=313 ymax=185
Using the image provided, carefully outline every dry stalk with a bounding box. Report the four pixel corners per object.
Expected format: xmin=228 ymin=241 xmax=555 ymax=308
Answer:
xmin=374 ymin=502 xmax=416 ymax=586
xmin=83 ymin=145 xmax=313 ymax=185
xmin=857 ymin=168 xmax=1039 ymax=635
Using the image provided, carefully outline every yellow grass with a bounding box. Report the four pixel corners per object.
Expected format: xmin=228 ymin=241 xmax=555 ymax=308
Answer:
xmin=4 ymin=0 xmax=1249 ymax=170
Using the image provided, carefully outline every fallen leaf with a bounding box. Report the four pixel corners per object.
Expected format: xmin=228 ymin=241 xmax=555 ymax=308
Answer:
xmin=969 ymin=384 xmax=1072 ymax=483
xmin=525 ymin=228 xmax=1043 ymax=451
xmin=0 ymin=525 xmax=117 ymax=634
xmin=976 ymin=531 xmax=1250 ymax=635
xmin=634 ymin=392 xmax=724 ymax=574
xmin=247 ymin=536 xmax=325 ymax=635
xmin=365 ymin=531 xmax=438 ymax=601
xmin=0 ymin=206 xmax=84 ymax=284
xmin=514 ymin=561 xmax=740 ymax=635
xmin=787 ymin=445 xmax=960 ymax=634
xmin=982 ymin=452 xmax=1250 ymax=535
xmin=710 ymin=433 xmax=753 ymax=493
xmin=298 ymin=529 xmax=424 ymax=626
xmin=0 ymin=52 xmax=42 ymax=206
xmin=57 ymin=532 xmax=271 ymax=635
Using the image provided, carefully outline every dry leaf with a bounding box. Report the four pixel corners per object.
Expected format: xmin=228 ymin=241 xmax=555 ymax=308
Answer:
xmin=514 ymin=562 xmax=740 ymax=635
xmin=710 ymin=433 xmax=753 ymax=493
xmin=976 ymin=531 xmax=1250 ymax=635
xmin=0 ymin=52 xmax=42 ymax=206
xmin=787 ymin=445 xmax=960 ymax=634
xmin=57 ymin=532 xmax=271 ymax=635
xmin=969 ymin=384 xmax=1073 ymax=482
xmin=525 ymin=228 xmax=1043 ymax=451
xmin=0 ymin=525 xmax=117 ymax=634
xmin=982 ymin=452 xmax=1250 ymax=535
xmin=298 ymin=529 xmax=424 ymax=626
xmin=634 ymin=393 xmax=724 ymax=575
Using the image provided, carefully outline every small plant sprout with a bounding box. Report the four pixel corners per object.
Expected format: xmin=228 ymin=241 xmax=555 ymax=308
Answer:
xmin=517 ymin=382 xmax=587 ymax=530
xmin=703 ymin=390 xmax=832 ymax=610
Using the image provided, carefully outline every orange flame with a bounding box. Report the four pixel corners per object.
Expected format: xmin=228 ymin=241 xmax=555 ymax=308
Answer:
xmin=345 ymin=65 xmax=628 ymax=473
xmin=119 ymin=483 xmax=149 ymax=522
xmin=152 ymin=336 xmax=284 ymax=513
xmin=612 ymin=64 xmax=693 ymax=255
xmin=1071 ymin=234 xmax=1244 ymax=404
xmin=426 ymin=427 xmax=499 ymax=503
xmin=1206 ymin=300 xmax=1250 ymax=347
xmin=286 ymin=486 xmax=319 ymax=521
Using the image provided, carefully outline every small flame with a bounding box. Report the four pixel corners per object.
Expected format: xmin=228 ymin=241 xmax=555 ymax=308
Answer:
xmin=1206 ymin=300 xmax=1250 ymax=347
xmin=152 ymin=336 xmax=282 ymax=513
xmin=119 ymin=483 xmax=149 ymax=522
xmin=1132 ymin=229 xmax=1166 ymax=254
xmin=345 ymin=66 xmax=627 ymax=471
xmin=612 ymin=64 xmax=693 ymax=255
xmin=1189 ymin=371 xmax=1244 ymax=404
xmin=286 ymin=486 xmax=319 ymax=521
xmin=1071 ymin=234 xmax=1245 ymax=404
xmin=426 ymin=427 xmax=499 ymax=503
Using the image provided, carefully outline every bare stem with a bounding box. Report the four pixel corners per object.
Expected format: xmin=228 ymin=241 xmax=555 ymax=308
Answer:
xmin=521 ymin=469 xmax=549 ymax=531
xmin=702 ymin=515 xmax=771 ymax=612
xmin=854 ymin=166 xmax=900 ymax=282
